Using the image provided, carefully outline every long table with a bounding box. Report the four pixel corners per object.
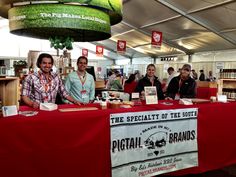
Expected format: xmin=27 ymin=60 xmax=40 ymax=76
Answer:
xmin=0 ymin=101 xmax=236 ymax=177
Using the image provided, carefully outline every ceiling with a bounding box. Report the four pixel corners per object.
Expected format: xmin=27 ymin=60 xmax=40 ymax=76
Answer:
xmin=95 ymin=0 xmax=236 ymax=59
xmin=0 ymin=0 xmax=236 ymax=60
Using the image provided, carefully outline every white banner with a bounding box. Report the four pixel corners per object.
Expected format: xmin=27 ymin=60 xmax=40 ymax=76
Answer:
xmin=110 ymin=108 xmax=198 ymax=177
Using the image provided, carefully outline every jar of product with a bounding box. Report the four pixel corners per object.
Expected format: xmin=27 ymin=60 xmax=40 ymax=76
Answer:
xmin=100 ymin=101 xmax=107 ymax=109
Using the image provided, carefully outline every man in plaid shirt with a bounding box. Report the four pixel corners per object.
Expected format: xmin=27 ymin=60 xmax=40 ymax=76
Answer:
xmin=21 ymin=53 xmax=80 ymax=108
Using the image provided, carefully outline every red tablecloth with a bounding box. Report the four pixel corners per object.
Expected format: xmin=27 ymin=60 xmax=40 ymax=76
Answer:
xmin=0 ymin=101 xmax=236 ymax=177
xmin=196 ymin=87 xmax=217 ymax=99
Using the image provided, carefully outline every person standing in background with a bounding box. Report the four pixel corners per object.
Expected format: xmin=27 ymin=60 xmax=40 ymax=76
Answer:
xmin=163 ymin=67 xmax=178 ymax=93
xmin=135 ymin=64 xmax=164 ymax=100
xmin=166 ymin=64 xmax=196 ymax=100
xmin=124 ymin=73 xmax=138 ymax=95
xmin=110 ymin=72 xmax=123 ymax=91
xmin=191 ymin=69 xmax=198 ymax=80
xmin=21 ymin=53 xmax=80 ymax=108
xmin=199 ymin=69 xmax=206 ymax=81
xmin=206 ymin=71 xmax=216 ymax=81
xmin=65 ymin=56 xmax=95 ymax=104
xmin=106 ymin=70 xmax=119 ymax=90
xmin=105 ymin=70 xmax=115 ymax=89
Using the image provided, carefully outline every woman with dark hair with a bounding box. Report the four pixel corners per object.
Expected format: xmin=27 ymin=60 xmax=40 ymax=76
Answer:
xmin=135 ymin=64 xmax=164 ymax=100
xmin=21 ymin=53 xmax=80 ymax=108
xmin=124 ymin=73 xmax=137 ymax=95
xmin=65 ymin=56 xmax=95 ymax=104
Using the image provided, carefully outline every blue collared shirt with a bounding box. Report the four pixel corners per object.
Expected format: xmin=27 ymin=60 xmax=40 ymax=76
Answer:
xmin=65 ymin=71 xmax=95 ymax=103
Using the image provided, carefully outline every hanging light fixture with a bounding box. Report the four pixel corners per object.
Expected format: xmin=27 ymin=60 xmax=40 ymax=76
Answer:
xmin=0 ymin=0 xmax=123 ymax=49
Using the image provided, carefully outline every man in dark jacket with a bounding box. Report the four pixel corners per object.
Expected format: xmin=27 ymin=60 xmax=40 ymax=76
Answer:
xmin=166 ymin=64 xmax=196 ymax=100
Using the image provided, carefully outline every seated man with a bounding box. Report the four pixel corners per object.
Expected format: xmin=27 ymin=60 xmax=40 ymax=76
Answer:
xmin=166 ymin=64 xmax=196 ymax=100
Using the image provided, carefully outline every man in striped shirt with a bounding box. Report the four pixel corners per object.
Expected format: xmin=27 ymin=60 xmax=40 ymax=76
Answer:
xmin=21 ymin=53 xmax=80 ymax=109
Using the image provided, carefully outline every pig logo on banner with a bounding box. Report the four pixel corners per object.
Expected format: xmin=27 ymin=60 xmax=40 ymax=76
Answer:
xmin=144 ymin=131 xmax=168 ymax=149
xmin=142 ymin=125 xmax=170 ymax=156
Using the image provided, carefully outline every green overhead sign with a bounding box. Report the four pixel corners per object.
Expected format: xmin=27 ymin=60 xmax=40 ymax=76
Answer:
xmin=1 ymin=0 xmax=123 ymax=44
xmin=9 ymin=4 xmax=111 ymax=41
xmin=1 ymin=0 xmax=122 ymax=25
